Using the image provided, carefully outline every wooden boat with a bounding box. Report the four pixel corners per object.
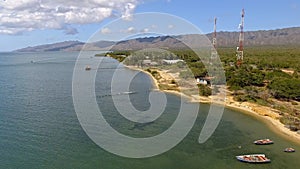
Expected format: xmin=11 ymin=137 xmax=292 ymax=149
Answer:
xmin=236 ymin=154 xmax=271 ymax=163
xmin=85 ymin=65 xmax=91 ymax=71
xmin=284 ymin=148 xmax=295 ymax=152
xmin=254 ymin=139 xmax=274 ymax=145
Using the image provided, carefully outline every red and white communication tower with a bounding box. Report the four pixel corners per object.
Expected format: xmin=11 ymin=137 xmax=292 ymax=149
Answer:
xmin=211 ymin=17 xmax=218 ymax=60
xmin=236 ymin=8 xmax=245 ymax=66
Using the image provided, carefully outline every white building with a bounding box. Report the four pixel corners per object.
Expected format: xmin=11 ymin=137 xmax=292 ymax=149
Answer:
xmin=196 ymin=78 xmax=208 ymax=85
xmin=162 ymin=59 xmax=184 ymax=64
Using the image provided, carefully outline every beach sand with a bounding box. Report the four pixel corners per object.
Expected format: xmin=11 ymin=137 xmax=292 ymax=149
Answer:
xmin=125 ymin=65 xmax=300 ymax=144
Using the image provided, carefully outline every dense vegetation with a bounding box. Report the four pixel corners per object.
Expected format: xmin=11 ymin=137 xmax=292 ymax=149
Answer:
xmin=219 ymin=46 xmax=300 ymax=129
xmin=219 ymin=46 xmax=300 ymax=70
xmin=104 ymin=46 xmax=300 ymax=129
xmin=218 ymin=46 xmax=300 ymax=101
xmin=103 ymin=51 xmax=131 ymax=62
xmin=268 ymin=78 xmax=300 ymax=100
xmin=106 ymin=47 xmax=300 ymax=99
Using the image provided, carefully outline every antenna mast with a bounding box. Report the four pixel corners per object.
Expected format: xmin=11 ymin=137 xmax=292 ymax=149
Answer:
xmin=213 ymin=17 xmax=217 ymax=49
xmin=211 ymin=17 xmax=218 ymax=61
xmin=236 ymin=8 xmax=245 ymax=66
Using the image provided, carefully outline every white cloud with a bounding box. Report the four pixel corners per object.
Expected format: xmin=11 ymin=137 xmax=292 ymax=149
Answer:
xmin=168 ymin=24 xmax=175 ymax=29
xmin=140 ymin=28 xmax=149 ymax=33
xmin=127 ymin=26 xmax=136 ymax=33
xmin=121 ymin=2 xmax=136 ymax=21
xmin=0 ymin=0 xmax=140 ymax=35
xmin=121 ymin=26 xmax=136 ymax=33
xmin=101 ymin=27 xmax=112 ymax=34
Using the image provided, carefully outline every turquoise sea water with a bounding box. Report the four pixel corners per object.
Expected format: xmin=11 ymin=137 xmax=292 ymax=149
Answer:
xmin=0 ymin=52 xmax=299 ymax=169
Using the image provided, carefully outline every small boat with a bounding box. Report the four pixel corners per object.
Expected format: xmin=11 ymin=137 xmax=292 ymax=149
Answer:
xmin=236 ymin=154 xmax=271 ymax=163
xmin=254 ymin=139 xmax=274 ymax=145
xmin=284 ymin=148 xmax=295 ymax=153
xmin=85 ymin=65 xmax=91 ymax=71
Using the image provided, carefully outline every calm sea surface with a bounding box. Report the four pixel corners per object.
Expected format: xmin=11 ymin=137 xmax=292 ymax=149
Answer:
xmin=0 ymin=51 xmax=299 ymax=169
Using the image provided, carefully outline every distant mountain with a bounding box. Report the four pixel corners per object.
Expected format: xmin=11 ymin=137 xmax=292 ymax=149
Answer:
xmin=14 ymin=27 xmax=300 ymax=52
xmin=15 ymin=40 xmax=115 ymax=52
xmin=15 ymin=41 xmax=85 ymax=52
xmin=206 ymin=27 xmax=300 ymax=46
xmin=110 ymin=35 xmax=195 ymax=50
xmin=112 ymin=27 xmax=300 ymax=50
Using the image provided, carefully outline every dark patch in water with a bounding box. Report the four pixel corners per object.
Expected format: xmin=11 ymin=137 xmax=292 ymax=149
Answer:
xmin=129 ymin=121 xmax=154 ymax=130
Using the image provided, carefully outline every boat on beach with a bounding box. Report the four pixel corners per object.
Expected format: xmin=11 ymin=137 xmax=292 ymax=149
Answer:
xmin=254 ymin=139 xmax=274 ymax=145
xmin=284 ymin=148 xmax=295 ymax=152
xmin=236 ymin=154 xmax=271 ymax=163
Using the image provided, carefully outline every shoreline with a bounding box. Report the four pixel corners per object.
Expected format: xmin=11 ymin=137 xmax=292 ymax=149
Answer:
xmin=125 ymin=65 xmax=300 ymax=145
xmin=225 ymin=100 xmax=300 ymax=144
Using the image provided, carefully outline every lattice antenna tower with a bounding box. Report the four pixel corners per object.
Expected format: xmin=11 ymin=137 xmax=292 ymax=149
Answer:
xmin=211 ymin=17 xmax=218 ymax=61
xmin=236 ymin=8 xmax=245 ymax=66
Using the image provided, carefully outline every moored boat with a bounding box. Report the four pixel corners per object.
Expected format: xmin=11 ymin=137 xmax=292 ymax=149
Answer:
xmin=85 ymin=65 xmax=91 ymax=71
xmin=236 ymin=154 xmax=271 ymax=163
xmin=254 ymin=139 xmax=274 ymax=145
xmin=284 ymin=147 xmax=295 ymax=152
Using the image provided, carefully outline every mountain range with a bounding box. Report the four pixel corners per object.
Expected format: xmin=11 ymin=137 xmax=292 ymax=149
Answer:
xmin=15 ymin=27 xmax=300 ymax=52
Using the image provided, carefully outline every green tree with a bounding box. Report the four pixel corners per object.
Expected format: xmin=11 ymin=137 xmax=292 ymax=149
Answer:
xmin=268 ymin=78 xmax=300 ymax=100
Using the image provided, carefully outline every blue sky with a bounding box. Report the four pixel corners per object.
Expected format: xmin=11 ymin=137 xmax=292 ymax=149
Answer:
xmin=0 ymin=0 xmax=299 ymax=51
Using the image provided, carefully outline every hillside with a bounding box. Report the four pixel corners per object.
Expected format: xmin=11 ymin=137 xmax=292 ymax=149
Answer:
xmin=207 ymin=27 xmax=300 ymax=46
xmin=14 ymin=27 xmax=300 ymax=52
xmin=15 ymin=41 xmax=85 ymax=52
xmin=15 ymin=40 xmax=115 ymax=52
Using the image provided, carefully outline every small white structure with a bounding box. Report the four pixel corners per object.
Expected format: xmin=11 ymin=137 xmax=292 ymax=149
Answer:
xmin=142 ymin=60 xmax=152 ymax=65
xmin=142 ymin=60 xmax=158 ymax=66
xmin=162 ymin=59 xmax=184 ymax=64
xmin=196 ymin=78 xmax=208 ymax=85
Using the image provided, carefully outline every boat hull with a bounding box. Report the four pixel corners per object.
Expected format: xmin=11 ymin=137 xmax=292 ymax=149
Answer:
xmin=254 ymin=142 xmax=274 ymax=145
xmin=284 ymin=148 xmax=295 ymax=152
xmin=254 ymin=139 xmax=274 ymax=145
xmin=236 ymin=154 xmax=271 ymax=164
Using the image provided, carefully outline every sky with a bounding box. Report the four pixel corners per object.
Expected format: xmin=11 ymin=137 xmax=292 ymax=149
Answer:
xmin=0 ymin=0 xmax=299 ymax=51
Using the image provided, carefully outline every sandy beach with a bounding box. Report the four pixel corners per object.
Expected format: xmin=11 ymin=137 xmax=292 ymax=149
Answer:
xmin=225 ymin=97 xmax=300 ymax=144
xmin=125 ymin=65 xmax=300 ymax=144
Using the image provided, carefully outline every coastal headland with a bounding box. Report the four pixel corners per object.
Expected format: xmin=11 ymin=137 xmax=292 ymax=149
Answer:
xmin=126 ymin=65 xmax=300 ymax=144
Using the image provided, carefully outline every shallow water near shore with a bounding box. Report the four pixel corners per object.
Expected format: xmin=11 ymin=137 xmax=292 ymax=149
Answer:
xmin=0 ymin=52 xmax=299 ymax=169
